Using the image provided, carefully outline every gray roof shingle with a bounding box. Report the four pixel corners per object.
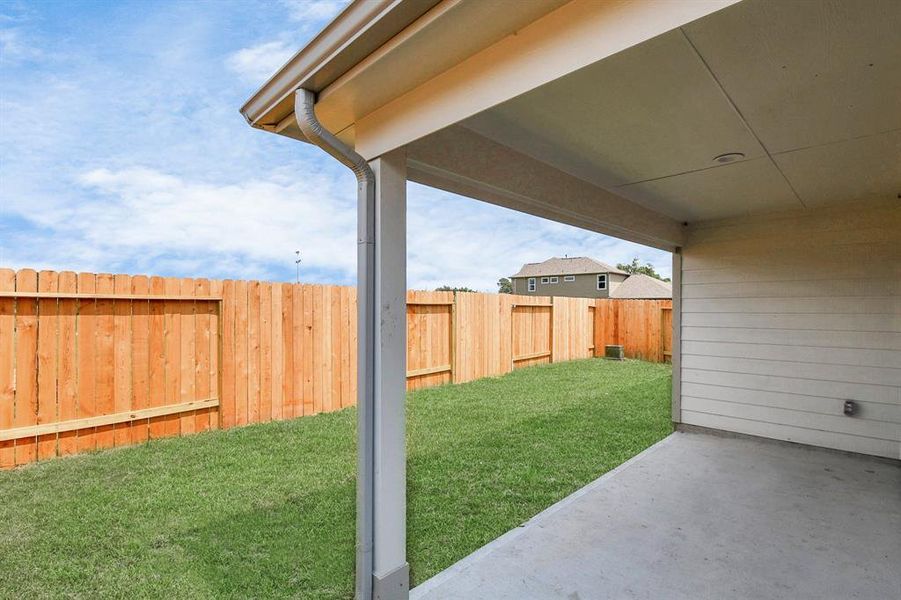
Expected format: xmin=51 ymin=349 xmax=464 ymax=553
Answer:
xmin=610 ymin=274 xmax=672 ymax=299
xmin=512 ymin=256 xmax=626 ymax=278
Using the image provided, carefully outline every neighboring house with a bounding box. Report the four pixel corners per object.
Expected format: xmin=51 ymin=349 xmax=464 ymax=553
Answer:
xmin=511 ymin=257 xmax=670 ymax=299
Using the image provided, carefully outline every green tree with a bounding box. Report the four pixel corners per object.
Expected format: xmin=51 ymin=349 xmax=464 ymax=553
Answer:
xmin=497 ymin=277 xmax=513 ymax=294
xmin=435 ymin=285 xmax=477 ymax=293
xmin=616 ymin=258 xmax=671 ymax=282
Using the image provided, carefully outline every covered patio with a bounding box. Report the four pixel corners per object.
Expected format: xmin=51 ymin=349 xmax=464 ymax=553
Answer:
xmin=411 ymin=430 xmax=900 ymax=599
xmin=241 ymin=0 xmax=900 ymax=598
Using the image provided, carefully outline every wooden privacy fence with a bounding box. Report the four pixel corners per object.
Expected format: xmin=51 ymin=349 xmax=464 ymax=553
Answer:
xmin=1 ymin=268 xmax=671 ymax=468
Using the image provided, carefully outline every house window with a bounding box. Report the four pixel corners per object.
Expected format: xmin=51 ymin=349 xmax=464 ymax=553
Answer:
xmin=527 ymin=278 xmax=536 ymax=292
xmin=549 ymin=276 xmax=559 ymax=283
xmin=540 ymin=277 xmax=550 ymax=284
xmin=597 ymin=274 xmax=607 ymax=290
xmin=563 ymin=275 xmax=575 ymax=282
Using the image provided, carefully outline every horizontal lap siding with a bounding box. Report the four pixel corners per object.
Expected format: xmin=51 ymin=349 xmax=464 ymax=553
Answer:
xmin=681 ymin=201 xmax=901 ymax=459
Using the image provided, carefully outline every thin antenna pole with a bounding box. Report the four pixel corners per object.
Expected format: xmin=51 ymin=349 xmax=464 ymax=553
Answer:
xmin=295 ymin=250 xmax=302 ymax=284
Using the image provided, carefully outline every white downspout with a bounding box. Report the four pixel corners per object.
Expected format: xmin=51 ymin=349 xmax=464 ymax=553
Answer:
xmin=295 ymin=88 xmax=376 ymax=600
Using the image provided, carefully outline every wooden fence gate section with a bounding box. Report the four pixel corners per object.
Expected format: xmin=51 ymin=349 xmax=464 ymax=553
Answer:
xmin=552 ymin=296 xmax=597 ymax=363
xmin=406 ymin=290 xmax=454 ymax=390
xmin=511 ymin=302 xmax=553 ymax=369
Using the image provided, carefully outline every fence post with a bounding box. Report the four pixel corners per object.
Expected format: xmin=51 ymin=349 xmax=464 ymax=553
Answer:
xmin=659 ymin=305 xmax=665 ymax=363
xmin=450 ymin=291 xmax=457 ymax=384
xmin=549 ymin=296 xmax=555 ymax=363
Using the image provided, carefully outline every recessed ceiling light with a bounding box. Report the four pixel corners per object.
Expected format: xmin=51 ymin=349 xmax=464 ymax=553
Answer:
xmin=713 ymin=152 xmax=745 ymax=164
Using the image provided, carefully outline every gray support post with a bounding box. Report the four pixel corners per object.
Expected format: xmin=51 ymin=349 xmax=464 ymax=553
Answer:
xmin=369 ymin=148 xmax=409 ymax=600
xmin=293 ymin=89 xmax=408 ymax=600
xmin=671 ymin=248 xmax=682 ymax=423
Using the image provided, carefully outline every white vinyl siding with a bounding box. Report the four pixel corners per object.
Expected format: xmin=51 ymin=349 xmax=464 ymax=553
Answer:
xmin=679 ymin=201 xmax=900 ymax=459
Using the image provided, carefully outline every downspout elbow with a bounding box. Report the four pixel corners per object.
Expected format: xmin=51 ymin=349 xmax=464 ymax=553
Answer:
xmin=294 ymin=89 xmax=374 ymax=187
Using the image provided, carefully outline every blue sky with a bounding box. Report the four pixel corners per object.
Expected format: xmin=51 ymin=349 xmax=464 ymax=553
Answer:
xmin=0 ymin=0 xmax=670 ymax=291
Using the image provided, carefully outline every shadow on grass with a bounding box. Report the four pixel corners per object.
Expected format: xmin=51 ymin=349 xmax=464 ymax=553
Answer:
xmin=178 ymin=477 xmax=356 ymax=600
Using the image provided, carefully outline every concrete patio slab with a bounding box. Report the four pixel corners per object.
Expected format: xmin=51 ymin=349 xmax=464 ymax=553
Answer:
xmin=411 ymin=430 xmax=901 ymax=600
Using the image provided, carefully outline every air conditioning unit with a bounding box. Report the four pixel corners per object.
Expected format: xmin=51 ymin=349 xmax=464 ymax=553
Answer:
xmin=604 ymin=345 xmax=624 ymax=360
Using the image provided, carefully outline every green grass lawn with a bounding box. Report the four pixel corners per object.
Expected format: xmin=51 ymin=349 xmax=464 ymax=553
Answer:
xmin=0 ymin=359 xmax=671 ymax=599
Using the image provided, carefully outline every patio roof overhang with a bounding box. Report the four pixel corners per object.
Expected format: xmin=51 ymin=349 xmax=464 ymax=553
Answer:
xmin=240 ymin=1 xmax=901 ymax=598
xmin=241 ymin=0 xmax=900 ymax=248
xmin=239 ymin=0 xmax=752 ymax=251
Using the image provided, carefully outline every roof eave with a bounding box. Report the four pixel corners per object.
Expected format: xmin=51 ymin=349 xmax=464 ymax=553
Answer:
xmin=511 ymin=270 xmax=626 ymax=278
xmin=239 ymin=0 xmax=441 ymax=132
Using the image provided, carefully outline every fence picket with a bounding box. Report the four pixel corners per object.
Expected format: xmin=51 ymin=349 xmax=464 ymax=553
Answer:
xmin=259 ymin=282 xmax=273 ymax=423
xmin=0 ymin=270 xmax=15 ymax=468
xmin=112 ymin=274 xmax=132 ymax=447
xmin=36 ymin=271 xmax=59 ymax=460
xmin=234 ymin=280 xmax=249 ymax=427
xmin=248 ymin=281 xmax=261 ymax=424
xmin=130 ymin=276 xmax=150 ymax=444
xmin=312 ymin=286 xmax=324 ymax=414
xmin=209 ymin=279 xmax=222 ymax=430
xmin=194 ymin=279 xmax=212 ymax=433
xmin=162 ymin=278 xmax=182 ymax=438
xmin=148 ymin=276 xmax=167 ymax=439
xmin=271 ymin=283 xmax=284 ymax=421
xmin=178 ymin=278 xmax=196 ymax=436
xmin=14 ymin=269 xmax=39 ymax=465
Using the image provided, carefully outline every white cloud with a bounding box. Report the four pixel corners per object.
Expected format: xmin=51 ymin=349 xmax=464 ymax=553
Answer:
xmin=2 ymin=166 xmax=357 ymax=281
xmin=226 ymin=40 xmax=296 ymax=84
xmin=280 ymin=0 xmax=348 ymax=22
xmin=0 ymin=21 xmax=43 ymax=65
xmin=227 ymin=1 xmax=348 ymax=84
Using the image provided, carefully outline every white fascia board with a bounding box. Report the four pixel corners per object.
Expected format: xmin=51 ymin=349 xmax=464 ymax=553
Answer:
xmin=240 ymin=0 xmax=440 ymax=131
xmin=353 ymin=0 xmax=741 ymax=160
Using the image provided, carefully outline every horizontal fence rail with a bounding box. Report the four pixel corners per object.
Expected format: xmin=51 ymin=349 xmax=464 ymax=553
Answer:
xmin=1 ymin=268 xmax=671 ymax=468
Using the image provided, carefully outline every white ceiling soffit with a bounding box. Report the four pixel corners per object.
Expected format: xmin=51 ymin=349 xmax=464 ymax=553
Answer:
xmin=618 ymin=158 xmax=798 ymax=221
xmin=460 ymin=0 xmax=901 ymax=223
xmin=314 ymin=0 xmax=570 ymax=137
xmin=273 ymin=0 xmax=569 ymax=144
xmin=682 ymin=0 xmax=901 ymax=153
xmin=462 ymin=29 xmax=768 ymax=190
xmin=774 ymin=130 xmax=901 ymax=208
